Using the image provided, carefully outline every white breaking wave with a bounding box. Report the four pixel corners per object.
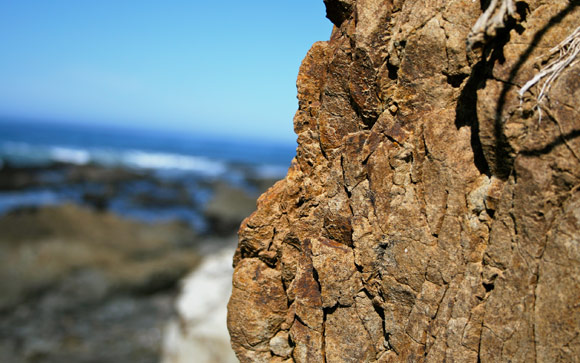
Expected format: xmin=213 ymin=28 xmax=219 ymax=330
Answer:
xmin=121 ymin=150 xmax=227 ymax=176
xmin=50 ymin=147 xmax=91 ymax=165
xmin=0 ymin=142 xmax=227 ymax=177
xmin=1 ymin=142 xmax=92 ymax=165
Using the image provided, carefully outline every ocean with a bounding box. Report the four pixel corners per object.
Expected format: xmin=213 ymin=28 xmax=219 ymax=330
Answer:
xmin=0 ymin=120 xmax=295 ymax=176
xmin=0 ymin=119 xmax=296 ymax=231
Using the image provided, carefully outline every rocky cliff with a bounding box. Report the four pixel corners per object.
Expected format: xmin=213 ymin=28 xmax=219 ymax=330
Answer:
xmin=227 ymin=0 xmax=580 ymax=361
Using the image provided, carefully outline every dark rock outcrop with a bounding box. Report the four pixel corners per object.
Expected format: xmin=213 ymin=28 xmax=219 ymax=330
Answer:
xmin=0 ymin=204 xmax=199 ymax=362
xmin=228 ymin=0 xmax=580 ymax=361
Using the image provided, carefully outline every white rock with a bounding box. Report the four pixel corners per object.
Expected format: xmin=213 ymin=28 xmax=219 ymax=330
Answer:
xmin=162 ymin=245 xmax=238 ymax=363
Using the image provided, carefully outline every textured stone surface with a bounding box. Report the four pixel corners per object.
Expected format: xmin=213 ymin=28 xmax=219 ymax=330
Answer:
xmin=228 ymin=0 xmax=580 ymax=361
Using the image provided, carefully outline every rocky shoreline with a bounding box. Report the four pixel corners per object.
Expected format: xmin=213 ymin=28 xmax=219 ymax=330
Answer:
xmin=0 ymin=161 xmax=276 ymax=362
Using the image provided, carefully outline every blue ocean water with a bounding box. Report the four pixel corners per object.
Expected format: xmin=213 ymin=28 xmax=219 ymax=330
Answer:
xmin=0 ymin=119 xmax=295 ymax=177
xmin=0 ymin=119 xmax=296 ymax=230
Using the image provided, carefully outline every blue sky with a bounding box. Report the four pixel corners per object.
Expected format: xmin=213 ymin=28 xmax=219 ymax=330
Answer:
xmin=0 ymin=1 xmax=331 ymax=143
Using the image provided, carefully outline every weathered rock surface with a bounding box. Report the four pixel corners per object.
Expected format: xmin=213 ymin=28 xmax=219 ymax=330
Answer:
xmin=228 ymin=0 xmax=580 ymax=361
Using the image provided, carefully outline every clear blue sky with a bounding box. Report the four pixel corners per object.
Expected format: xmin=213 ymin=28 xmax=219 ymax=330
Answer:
xmin=0 ymin=1 xmax=331 ymax=143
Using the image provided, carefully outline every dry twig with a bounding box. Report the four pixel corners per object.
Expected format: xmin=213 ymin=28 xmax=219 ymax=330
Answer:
xmin=518 ymin=25 xmax=580 ymax=123
xmin=467 ymin=0 xmax=516 ymax=49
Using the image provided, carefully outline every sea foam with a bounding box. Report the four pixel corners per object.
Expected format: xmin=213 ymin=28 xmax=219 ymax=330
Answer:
xmin=122 ymin=150 xmax=226 ymax=176
xmin=0 ymin=142 xmax=227 ymax=178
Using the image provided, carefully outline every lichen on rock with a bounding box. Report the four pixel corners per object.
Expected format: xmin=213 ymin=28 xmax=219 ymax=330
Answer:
xmin=228 ymin=0 xmax=580 ymax=361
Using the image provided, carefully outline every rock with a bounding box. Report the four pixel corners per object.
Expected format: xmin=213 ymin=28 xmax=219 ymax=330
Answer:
xmin=204 ymin=182 xmax=260 ymax=235
xmin=228 ymin=0 xmax=580 ymax=361
xmin=64 ymin=163 xmax=144 ymax=182
xmin=269 ymin=331 xmax=293 ymax=358
xmin=0 ymin=204 xmax=200 ymax=362
xmin=0 ymin=162 xmax=68 ymax=190
xmin=228 ymin=258 xmax=288 ymax=361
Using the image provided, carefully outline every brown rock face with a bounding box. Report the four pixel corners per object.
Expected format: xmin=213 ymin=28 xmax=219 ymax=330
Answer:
xmin=228 ymin=1 xmax=580 ymax=361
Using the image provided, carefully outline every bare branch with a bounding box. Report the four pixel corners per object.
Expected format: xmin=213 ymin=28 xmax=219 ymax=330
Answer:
xmin=518 ymin=26 xmax=580 ymax=123
xmin=467 ymin=0 xmax=516 ymax=49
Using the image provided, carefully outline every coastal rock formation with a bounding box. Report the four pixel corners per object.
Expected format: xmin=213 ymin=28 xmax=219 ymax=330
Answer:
xmin=0 ymin=157 xmax=278 ymax=361
xmin=228 ymin=0 xmax=580 ymax=362
xmin=0 ymin=204 xmax=199 ymax=362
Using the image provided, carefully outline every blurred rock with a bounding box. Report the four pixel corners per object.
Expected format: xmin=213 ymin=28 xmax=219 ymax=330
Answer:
xmin=0 ymin=204 xmax=199 ymax=362
xmin=0 ymin=163 xmax=67 ymax=190
xmin=204 ymin=182 xmax=259 ymax=235
xmin=65 ymin=163 xmax=147 ymax=185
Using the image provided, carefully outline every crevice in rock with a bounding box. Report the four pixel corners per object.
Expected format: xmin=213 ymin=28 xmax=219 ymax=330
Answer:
xmin=406 ymin=330 xmax=423 ymax=346
xmin=430 ymin=284 xmax=450 ymax=323
xmin=384 ymin=133 xmax=402 ymax=146
xmin=340 ymin=154 xmax=353 ymax=198
xmin=387 ymin=60 xmax=399 ymax=80
xmin=384 ymin=333 xmax=396 ymax=354
xmin=365 ymin=288 xmax=386 ymax=323
xmin=321 ymin=304 xmax=338 ymax=363
xmin=446 ymin=73 xmax=469 ymax=88
xmin=312 ymin=265 xmax=322 ymax=293
xmin=482 ymin=281 xmax=495 ymax=293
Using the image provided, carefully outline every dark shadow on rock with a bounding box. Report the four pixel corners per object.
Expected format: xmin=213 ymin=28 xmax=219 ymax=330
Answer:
xmin=456 ymin=1 xmax=578 ymax=180
xmin=454 ymin=20 xmax=519 ymax=177
xmin=491 ymin=2 xmax=577 ymax=178
xmin=455 ymin=0 xmax=527 ymax=178
xmin=520 ymin=129 xmax=580 ymax=156
xmin=455 ymin=59 xmax=492 ymax=177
